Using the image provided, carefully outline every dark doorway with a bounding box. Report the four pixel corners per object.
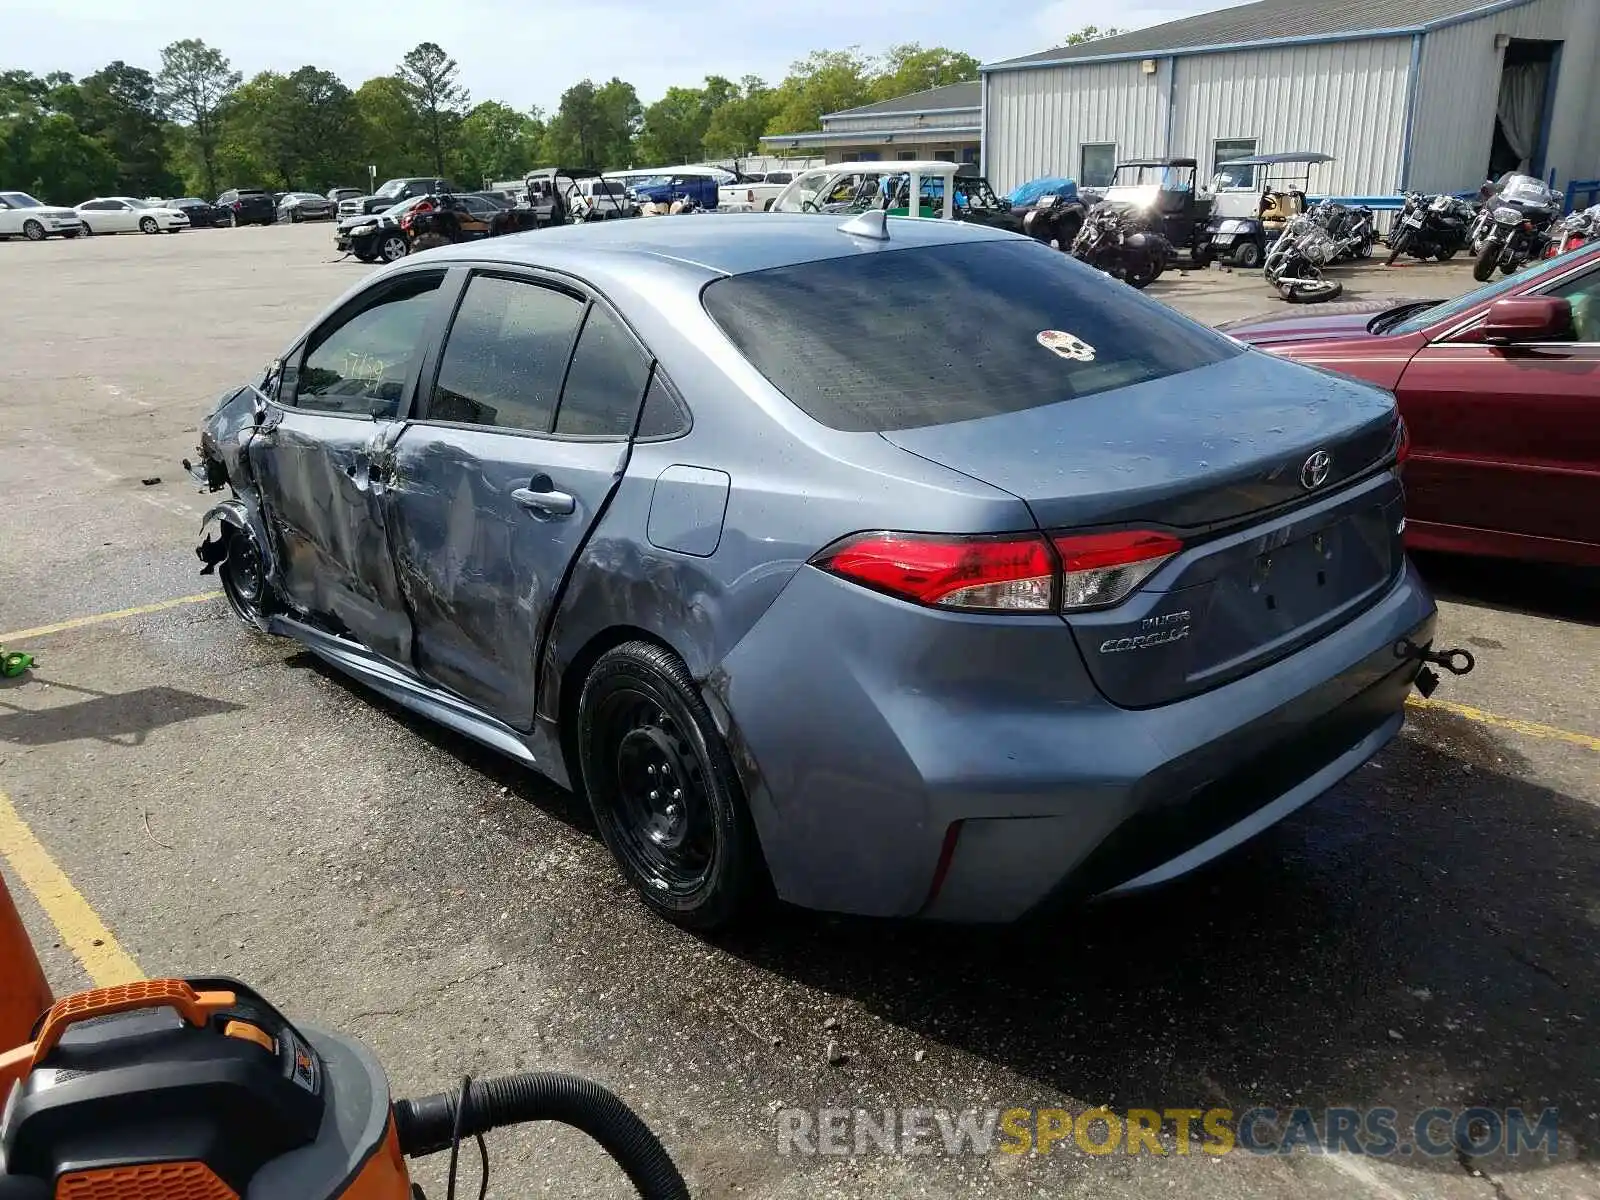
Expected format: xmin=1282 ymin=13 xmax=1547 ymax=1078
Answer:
xmin=1489 ymin=38 xmax=1561 ymax=180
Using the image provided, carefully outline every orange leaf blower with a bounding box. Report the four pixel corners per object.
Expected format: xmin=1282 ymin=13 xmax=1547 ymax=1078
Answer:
xmin=0 ymin=875 xmax=689 ymax=1199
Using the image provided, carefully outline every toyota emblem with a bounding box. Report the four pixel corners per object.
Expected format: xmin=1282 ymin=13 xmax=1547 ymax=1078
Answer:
xmin=1301 ymin=450 xmax=1332 ymax=490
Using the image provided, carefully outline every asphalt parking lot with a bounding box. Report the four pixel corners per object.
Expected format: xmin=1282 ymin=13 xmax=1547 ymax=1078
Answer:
xmin=0 ymin=221 xmax=1596 ymax=1200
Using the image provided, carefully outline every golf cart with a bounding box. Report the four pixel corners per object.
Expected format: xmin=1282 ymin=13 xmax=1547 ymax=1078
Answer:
xmin=1100 ymin=157 xmax=1213 ymax=260
xmin=1195 ymin=151 xmax=1334 ymax=269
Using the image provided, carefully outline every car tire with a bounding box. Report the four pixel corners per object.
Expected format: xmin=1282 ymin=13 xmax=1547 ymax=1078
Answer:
xmin=577 ymin=641 xmax=766 ymax=930
xmin=377 ymin=233 xmax=409 ymax=262
xmin=22 ymin=219 xmax=45 ymax=241
xmin=1233 ymin=241 xmax=1262 ymax=269
xmin=218 ymin=524 xmax=272 ymax=631
xmin=79 ymin=222 xmax=93 ymax=236
xmin=289 ymin=210 xmax=301 ymax=223
xmin=139 ymin=216 xmax=159 ymax=234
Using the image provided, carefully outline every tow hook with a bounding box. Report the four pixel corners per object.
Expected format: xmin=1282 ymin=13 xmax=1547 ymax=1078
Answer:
xmin=1394 ymin=640 xmax=1475 ymax=698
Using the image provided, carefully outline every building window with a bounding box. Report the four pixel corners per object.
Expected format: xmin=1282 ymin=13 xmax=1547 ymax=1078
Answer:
xmin=1213 ymin=138 xmax=1259 ymax=189
xmin=858 ymin=151 xmax=881 ymax=162
xmin=961 ymin=148 xmax=977 ymax=164
xmin=933 ymin=150 xmax=956 ymax=163
xmin=1079 ymin=143 xmax=1116 ymax=188
xmin=897 ymin=150 xmax=917 ymax=161
xmin=841 ymin=152 xmax=860 ymax=163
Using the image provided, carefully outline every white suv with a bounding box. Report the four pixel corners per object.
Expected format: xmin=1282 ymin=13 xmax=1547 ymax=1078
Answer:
xmin=0 ymin=192 xmax=84 ymax=240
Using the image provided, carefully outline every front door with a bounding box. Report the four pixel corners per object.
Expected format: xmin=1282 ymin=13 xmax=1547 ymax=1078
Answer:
xmin=252 ymin=268 xmax=450 ymax=663
xmin=1396 ymin=266 xmax=1600 ymax=553
xmin=384 ymin=269 xmax=654 ymax=727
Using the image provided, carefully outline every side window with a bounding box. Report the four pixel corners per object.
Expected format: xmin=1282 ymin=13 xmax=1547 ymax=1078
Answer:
xmin=427 ymin=274 xmax=585 ymax=432
xmin=635 ymin=371 xmax=690 ymax=440
xmin=1079 ymin=143 xmax=1117 ymax=188
xmin=1548 ymin=271 xmax=1600 ymax=343
xmin=1213 ymin=138 xmax=1259 ymax=189
xmin=554 ymin=305 xmax=652 ymax=437
xmin=293 ymin=274 xmax=443 ymax=417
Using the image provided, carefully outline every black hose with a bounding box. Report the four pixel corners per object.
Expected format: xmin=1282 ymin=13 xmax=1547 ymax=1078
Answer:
xmin=393 ymin=1071 xmax=690 ymax=1200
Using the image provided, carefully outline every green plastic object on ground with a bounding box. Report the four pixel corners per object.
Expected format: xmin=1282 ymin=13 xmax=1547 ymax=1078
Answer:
xmin=1 ymin=647 xmax=33 ymax=678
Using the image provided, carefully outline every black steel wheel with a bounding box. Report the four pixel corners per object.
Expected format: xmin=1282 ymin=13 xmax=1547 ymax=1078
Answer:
xmin=220 ymin=525 xmax=270 ymax=629
xmin=578 ymin=641 xmax=764 ymax=929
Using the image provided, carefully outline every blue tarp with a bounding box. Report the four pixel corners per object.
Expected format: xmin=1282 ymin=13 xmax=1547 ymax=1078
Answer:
xmin=1007 ymin=177 xmax=1077 ymax=206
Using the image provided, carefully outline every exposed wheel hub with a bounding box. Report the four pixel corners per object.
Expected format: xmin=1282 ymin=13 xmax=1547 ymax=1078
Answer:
xmin=617 ymin=724 xmax=694 ymax=852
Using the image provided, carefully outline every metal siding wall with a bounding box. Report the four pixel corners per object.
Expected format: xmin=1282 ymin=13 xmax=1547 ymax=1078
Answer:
xmin=1412 ymin=0 xmax=1598 ymax=194
xmin=1169 ymin=38 xmax=1412 ymax=196
xmin=983 ymin=61 xmax=1164 ymax=192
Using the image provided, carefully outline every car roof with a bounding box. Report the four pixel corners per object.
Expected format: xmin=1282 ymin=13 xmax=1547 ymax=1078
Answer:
xmin=1117 ymin=157 xmax=1198 ymax=168
xmin=420 ymin=211 xmax=1020 ymax=280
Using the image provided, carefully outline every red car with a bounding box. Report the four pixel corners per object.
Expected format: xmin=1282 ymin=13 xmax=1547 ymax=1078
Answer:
xmin=1223 ymin=243 xmax=1600 ymax=567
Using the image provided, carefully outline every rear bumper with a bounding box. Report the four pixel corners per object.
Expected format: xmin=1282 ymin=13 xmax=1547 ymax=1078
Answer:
xmin=712 ymin=558 xmax=1436 ymax=921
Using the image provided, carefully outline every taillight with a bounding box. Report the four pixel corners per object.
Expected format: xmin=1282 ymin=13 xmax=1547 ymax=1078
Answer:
xmin=1051 ymin=530 xmax=1182 ymax=610
xmin=812 ymin=532 xmax=1056 ymax=612
xmin=232 ymin=200 xmax=241 ymax=210
xmin=811 ymin=528 xmax=1183 ymax=613
xmin=1395 ymin=416 xmax=1412 ymax=466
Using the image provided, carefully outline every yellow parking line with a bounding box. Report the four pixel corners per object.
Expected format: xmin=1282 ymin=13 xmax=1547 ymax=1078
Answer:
xmin=0 ymin=592 xmax=221 ymax=645
xmin=1406 ymin=695 xmax=1600 ymax=754
xmin=0 ymin=788 xmax=143 ymax=986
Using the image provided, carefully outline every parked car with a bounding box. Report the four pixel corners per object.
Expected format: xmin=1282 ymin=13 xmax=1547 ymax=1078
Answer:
xmin=278 ymin=192 xmax=337 ymax=223
xmin=1222 ymin=240 xmax=1600 ymax=567
xmin=216 ymin=188 xmax=277 ymax=226
xmin=0 ymin=191 xmax=83 ymax=239
xmin=341 ymin=178 xmax=457 ymax=219
xmin=333 ymin=195 xmax=434 ymax=262
xmin=164 ymin=197 xmax=230 ymax=228
xmin=605 ymin=167 xmax=725 ymax=212
xmin=327 ymin=187 xmax=365 ymax=204
xmin=186 ymin=214 xmax=1450 ymax=930
xmin=75 ymin=197 xmax=189 ymax=235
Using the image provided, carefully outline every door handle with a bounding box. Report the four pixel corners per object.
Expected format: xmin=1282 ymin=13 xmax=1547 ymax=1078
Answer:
xmin=511 ymin=475 xmax=576 ymax=516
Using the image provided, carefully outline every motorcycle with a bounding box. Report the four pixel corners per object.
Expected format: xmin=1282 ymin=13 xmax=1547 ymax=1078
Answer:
xmin=1472 ymin=173 xmax=1560 ymax=281
xmin=1308 ymin=199 xmax=1376 ymax=261
xmin=1069 ymin=202 xmax=1169 ymax=288
xmin=1262 ymin=212 xmax=1344 ymax=303
xmin=1385 ymin=192 xmax=1472 ymax=265
xmin=1543 ymin=203 xmax=1600 ymax=258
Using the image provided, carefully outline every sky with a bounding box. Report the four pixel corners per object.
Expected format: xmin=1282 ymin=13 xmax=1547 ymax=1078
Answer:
xmin=0 ymin=0 xmax=1242 ymax=112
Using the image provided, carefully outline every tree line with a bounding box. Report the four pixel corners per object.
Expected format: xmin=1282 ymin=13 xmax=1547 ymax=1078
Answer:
xmin=1 ymin=41 xmax=980 ymax=205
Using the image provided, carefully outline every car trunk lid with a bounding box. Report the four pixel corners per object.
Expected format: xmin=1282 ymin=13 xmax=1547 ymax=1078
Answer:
xmin=881 ymin=352 xmax=1404 ymax=706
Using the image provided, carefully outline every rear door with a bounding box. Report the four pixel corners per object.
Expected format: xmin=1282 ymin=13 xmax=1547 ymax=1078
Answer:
xmin=1396 ymin=265 xmax=1600 ymax=550
xmin=252 ymin=268 xmax=451 ymax=664
xmin=383 ymin=267 xmax=654 ymax=727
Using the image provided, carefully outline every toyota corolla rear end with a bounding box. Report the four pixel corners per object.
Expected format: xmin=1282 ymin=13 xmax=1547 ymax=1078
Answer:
xmin=700 ymin=233 xmax=1439 ymax=922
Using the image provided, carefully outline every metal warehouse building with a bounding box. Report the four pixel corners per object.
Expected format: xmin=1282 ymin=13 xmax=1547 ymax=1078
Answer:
xmin=761 ymin=82 xmax=983 ymax=166
xmin=981 ymin=0 xmax=1600 ymax=200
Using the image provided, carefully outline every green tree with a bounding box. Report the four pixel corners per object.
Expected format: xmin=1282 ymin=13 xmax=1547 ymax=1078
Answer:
xmin=0 ymin=72 xmax=118 ymax=203
xmin=156 ymin=39 xmax=240 ymax=197
xmin=702 ymin=76 xmax=780 ymax=157
xmin=1063 ymin=25 xmax=1123 ymax=45
xmin=452 ymin=101 xmax=544 ymax=187
xmin=353 ymin=76 xmax=425 ymax=182
xmin=397 ymin=42 xmax=468 ymax=175
xmin=545 ymin=78 xmax=640 ymax=169
xmin=219 ymin=68 xmax=361 ymax=190
xmin=765 ymin=49 xmax=874 ymax=135
xmin=869 ymin=44 xmax=981 ymax=101
xmin=638 ymin=75 xmax=743 ymax=165
xmin=66 ymin=62 xmax=179 ymax=196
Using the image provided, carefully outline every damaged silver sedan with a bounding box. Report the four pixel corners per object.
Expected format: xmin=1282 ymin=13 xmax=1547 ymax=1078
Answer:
xmin=189 ymin=216 xmax=1449 ymax=930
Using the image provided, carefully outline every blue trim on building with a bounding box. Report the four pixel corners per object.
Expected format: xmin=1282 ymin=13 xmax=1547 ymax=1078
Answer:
xmin=1531 ymin=41 xmax=1562 ymax=183
xmin=1163 ymin=56 xmax=1178 ymax=158
xmin=1398 ymin=33 xmax=1423 ymax=190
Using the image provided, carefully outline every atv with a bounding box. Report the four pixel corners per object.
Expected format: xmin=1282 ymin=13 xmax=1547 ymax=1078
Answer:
xmin=402 ymin=192 xmax=540 ymax=252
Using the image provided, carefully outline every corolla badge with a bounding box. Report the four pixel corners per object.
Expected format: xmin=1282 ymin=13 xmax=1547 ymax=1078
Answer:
xmin=1300 ymin=449 xmax=1333 ymax=490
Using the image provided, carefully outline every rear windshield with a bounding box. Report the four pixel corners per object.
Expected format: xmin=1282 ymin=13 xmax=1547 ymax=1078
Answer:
xmin=701 ymin=239 xmax=1239 ymax=432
